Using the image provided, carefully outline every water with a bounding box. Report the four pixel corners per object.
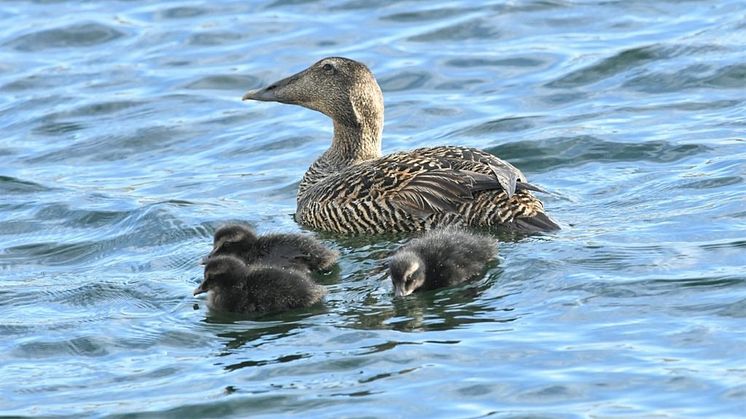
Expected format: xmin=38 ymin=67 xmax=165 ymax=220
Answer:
xmin=1 ymin=0 xmax=745 ymax=417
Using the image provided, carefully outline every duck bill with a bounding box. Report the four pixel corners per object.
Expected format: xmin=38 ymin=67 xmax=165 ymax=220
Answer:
xmin=393 ymin=285 xmax=409 ymax=297
xmin=200 ymin=248 xmax=218 ymax=265
xmin=241 ymin=85 xmax=279 ymax=102
xmin=193 ymin=282 xmax=208 ymax=296
xmin=241 ymin=69 xmax=305 ymax=103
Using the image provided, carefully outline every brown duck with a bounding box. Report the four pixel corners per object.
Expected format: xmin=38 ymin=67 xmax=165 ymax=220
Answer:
xmin=242 ymin=57 xmax=559 ymax=234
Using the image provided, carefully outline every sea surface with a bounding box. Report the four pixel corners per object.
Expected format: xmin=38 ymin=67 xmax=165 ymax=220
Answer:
xmin=1 ymin=1 xmax=745 ymax=417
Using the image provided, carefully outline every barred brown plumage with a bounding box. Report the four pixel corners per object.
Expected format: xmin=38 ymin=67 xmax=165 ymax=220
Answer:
xmin=242 ymin=57 xmax=559 ymax=234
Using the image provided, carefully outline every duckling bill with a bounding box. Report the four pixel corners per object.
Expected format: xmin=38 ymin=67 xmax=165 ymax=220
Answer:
xmin=242 ymin=57 xmax=560 ymax=234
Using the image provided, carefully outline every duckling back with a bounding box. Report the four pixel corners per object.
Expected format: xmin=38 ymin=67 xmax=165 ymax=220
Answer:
xmin=253 ymin=234 xmax=338 ymax=272
xmin=240 ymin=265 xmax=327 ymax=313
xmin=207 ymin=224 xmax=338 ymax=273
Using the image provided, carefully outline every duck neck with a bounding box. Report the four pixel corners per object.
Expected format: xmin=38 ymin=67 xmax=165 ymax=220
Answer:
xmin=298 ymin=116 xmax=383 ymax=197
xmin=329 ymin=119 xmax=382 ymax=162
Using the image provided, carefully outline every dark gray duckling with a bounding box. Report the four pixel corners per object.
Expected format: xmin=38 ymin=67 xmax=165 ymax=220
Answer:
xmin=389 ymin=227 xmax=498 ymax=297
xmin=242 ymin=57 xmax=559 ymax=234
xmin=205 ymin=224 xmax=338 ymax=272
xmin=194 ymin=255 xmax=327 ymax=313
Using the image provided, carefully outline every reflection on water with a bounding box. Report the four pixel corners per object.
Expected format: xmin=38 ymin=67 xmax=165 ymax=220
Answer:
xmin=1 ymin=0 xmax=745 ymax=417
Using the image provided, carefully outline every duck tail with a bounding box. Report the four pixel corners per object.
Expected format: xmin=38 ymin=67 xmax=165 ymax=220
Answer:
xmin=511 ymin=211 xmax=561 ymax=233
xmin=515 ymin=181 xmax=548 ymax=194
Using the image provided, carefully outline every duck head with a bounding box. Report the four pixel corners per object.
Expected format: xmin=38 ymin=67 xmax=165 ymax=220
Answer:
xmin=194 ymin=255 xmax=247 ymax=296
xmin=389 ymin=251 xmax=426 ymax=297
xmin=242 ymin=57 xmax=384 ymax=132
xmin=205 ymin=224 xmax=257 ymax=261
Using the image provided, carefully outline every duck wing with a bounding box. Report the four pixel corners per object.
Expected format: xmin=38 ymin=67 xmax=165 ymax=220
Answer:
xmin=389 ymin=168 xmax=501 ymax=216
xmin=300 ymin=151 xmax=504 ymax=218
xmin=410 ymin=146 xmax=543 ymax=198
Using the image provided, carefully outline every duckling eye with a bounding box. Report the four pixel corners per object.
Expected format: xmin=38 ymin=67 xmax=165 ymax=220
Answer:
xmin=322 ymin=63 xmax=334 ymax=73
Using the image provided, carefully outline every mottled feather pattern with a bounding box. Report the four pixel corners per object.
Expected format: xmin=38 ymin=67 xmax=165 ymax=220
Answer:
xmin=296 ymin=146 xmax=552 ymax=234
xmin=299 ymin=156 xmax=339 ymax=197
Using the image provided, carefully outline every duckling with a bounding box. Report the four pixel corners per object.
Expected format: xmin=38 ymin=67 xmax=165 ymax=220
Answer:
xmin=205 ymin=224 xmax=338 ymax=273
xmin=242 ymin=57 xmax=559 ymax=234
xmin=389 ymin=227 xmax=498 ymax=297
xmin=194 ymin=255 xmax=326 ymax=313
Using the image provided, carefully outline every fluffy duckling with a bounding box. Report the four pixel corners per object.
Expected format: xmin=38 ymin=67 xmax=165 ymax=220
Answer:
xmin=194 ymin=255 xmax=327 ymax=313
xmin=389 ymin=227 xmax=498 ymax=297
xmin=205 ymin=224 xmax=338 ymax=272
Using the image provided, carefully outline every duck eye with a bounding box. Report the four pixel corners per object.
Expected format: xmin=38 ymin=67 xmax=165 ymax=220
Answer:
xmin=322 ymin=63 xmax=334 ymax=72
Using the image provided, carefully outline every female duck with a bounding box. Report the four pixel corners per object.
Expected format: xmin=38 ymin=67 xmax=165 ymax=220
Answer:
xmin=242 ymin=57 xmax=559 ymax=234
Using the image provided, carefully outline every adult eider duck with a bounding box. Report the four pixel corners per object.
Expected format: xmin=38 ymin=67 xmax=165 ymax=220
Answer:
xmin=389 ymin=227 xmax=498 ymax=297
xmin=204 ymin=223 xmax=338 ymax=273
xmin=242 ymin=57 xmax=559 ymax=234
xmin=194 ymin=255 xmax=326 ymax=313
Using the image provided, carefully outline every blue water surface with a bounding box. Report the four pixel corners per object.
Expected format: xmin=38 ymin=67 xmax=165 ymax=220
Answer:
xmin=1 ymin=0 xmax=745 ymax=417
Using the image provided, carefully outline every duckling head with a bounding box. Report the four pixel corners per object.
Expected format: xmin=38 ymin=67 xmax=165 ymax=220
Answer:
xmin=194 ymin=255 xmax=247 ymax=296
xmin=389 ymin=251 xmax=426 ymax=297
xmin=242 ymin=57 xmax=383 ymax=131
xmin=208 ymin=224 xmax=257 ymax=259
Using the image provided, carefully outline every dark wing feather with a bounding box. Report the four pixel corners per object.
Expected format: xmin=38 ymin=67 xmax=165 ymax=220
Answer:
xmin=389 ymin=171 xmax=471 ymax=215
xmin=410 ymin=146 xmax=527 ymax=197
xmin=390 ymin=169 xmax=502 ymax=216
xmin=509 ymin=210 xmax=560 ymax=232
xmin=515 ymin=181 xmax=547 ymax=194
xmin=488 ymin=164 xmax=517 ymax=197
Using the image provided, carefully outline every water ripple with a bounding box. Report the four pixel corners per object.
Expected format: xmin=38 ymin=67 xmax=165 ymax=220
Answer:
xmin=7 ymin=22 xmax=125 ymax=52
xmin=1 ymin=0 xmax=745 ymax=417
xmin=487 ymin=136 xmax=711 ymax=172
